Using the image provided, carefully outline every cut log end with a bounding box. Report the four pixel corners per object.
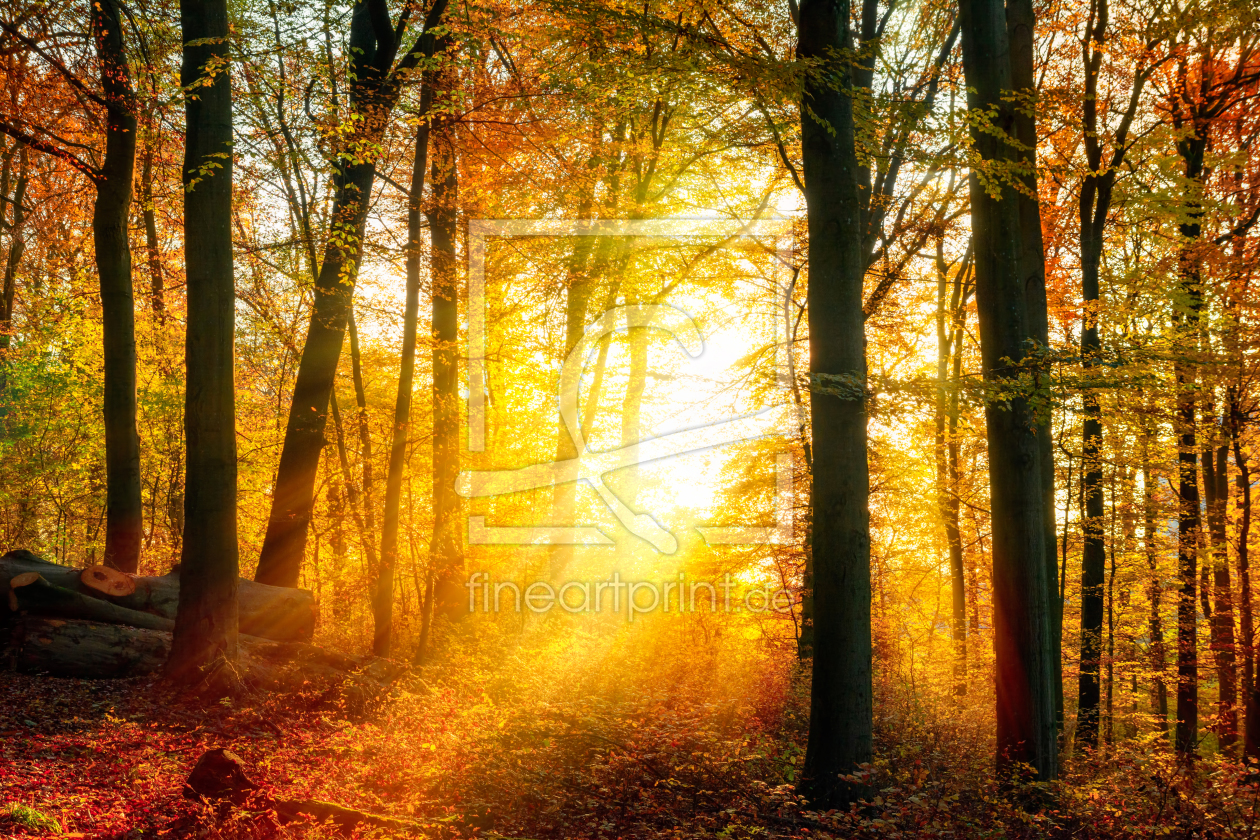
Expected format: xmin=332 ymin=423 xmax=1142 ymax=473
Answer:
xmin=81 ymin=565 xmax=137 ymax=597
xmin=9 ymin=572 xmax=40 ymax=589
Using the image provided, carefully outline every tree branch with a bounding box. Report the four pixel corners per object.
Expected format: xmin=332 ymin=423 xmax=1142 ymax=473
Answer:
xmin=0 ymin=19 xmax=109 ymax=109
xmin=0 ymin=119 xmax=99 ymax=182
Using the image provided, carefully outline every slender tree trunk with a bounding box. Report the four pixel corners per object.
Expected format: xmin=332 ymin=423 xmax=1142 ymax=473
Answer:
xmin=92 ymin=0 xmax=143 ymax=574
xmin=1077 ymin=389 xmax=1106 ymax=748
xmin=1105 ymin=467 xmax=1119 ymax=746
xmin=166 ymin=0 xmax=238 ymax=683
xmin=140 ymin=142 xmax=165 ymax=318
xmin=376 ymin=58 xmax=439 ymax=657
xmin=546 ymin=187 xmax=598 ymax=580
xmin=1144 ymin=423 xmax=1169 ymax=730
xmin=1235 ymin=392 xmax=1260 ymax=760
xmin=1174 ymin=355 xmax=1200 ymax=756
xmin=329 ymin=390 xmax=377 ymax=576
xmin=0 ymin=144 xmax=28 ymax=416
xmin=420 ymin=129 xmax=461 ymax=641
xmin=347 ymin=307 xmax=379 ymax=612
xmin=935 ymin=235 xmax=967 ymax=696
xmin=797 ymin=0 xmax=873 ymax=807
xmin=959 ymin=0 xmax=1056 ymax=780
xmin=1173 ymin=132 xmax=1207 ymax=759
xmin=1203 ymin=412 xmax=1238 ymax=748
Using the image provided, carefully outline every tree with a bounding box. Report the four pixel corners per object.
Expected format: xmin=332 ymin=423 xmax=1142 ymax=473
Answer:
xmin=254 ymin=0 xmax=450 ymax=589
xmin=958 ymin=0 xmax=1057 ymax=778
xmin=165 ymin=0 xmax=239 ymax=685
xmin=377 ymin=21 xmax=446 ymax=658
xmin=796 ymin=0 xmax=874 ymax=806
xmin=1074 ymin=0 xmax=1160 ymax=748
xmin=0 ymin=2 xmax=144 ymax=572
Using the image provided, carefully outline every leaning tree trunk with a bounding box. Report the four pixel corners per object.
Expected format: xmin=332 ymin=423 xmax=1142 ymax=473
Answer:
xmin=166 ymin=0 xmax=239 ymax=685
xmin=255 ymin=0 xmax=450 ymax=589
xmin=959 ymin=0 xmax=1056 ymax=780
xmin=376 ymin=46 xmax=441 ymax=657
xmin=92 ymin=0 xmax=143 ymax=574
xmin=797 ymin=0 xmax=873 ymax=808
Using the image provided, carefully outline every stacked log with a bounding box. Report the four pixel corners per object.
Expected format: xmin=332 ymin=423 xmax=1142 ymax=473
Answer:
xmin=0 ymin=550 xmax=316 ymax=641
xmin=7 ymin=617 xmax=405 ymax=697
xmin=2 ymin=550 xmax=402 ymax=697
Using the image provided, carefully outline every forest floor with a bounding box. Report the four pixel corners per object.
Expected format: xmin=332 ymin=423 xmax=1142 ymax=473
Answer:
xmin=1 ymin=652 xmax=1257 ymax=839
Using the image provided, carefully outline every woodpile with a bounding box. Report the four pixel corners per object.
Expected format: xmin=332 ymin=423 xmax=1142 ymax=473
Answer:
xmin=2 ymin=550 xmax=404 ymax=699
xmin=0 ymin=549 xmax=316 ymax=641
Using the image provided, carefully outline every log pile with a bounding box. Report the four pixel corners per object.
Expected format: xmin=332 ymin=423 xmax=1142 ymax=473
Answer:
xmin=0 ymin=549 xmax=316 ymax=641
xmin=2 ymin=550 xmax=404 ymax=700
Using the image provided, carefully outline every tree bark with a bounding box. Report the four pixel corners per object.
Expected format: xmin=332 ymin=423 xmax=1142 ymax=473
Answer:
xmin=10 ymin=617 xmax=402 ymax=693
xmin=935 ymin=235 xmax=969 ymax=696
xmin=1172 ymin=130 xmax=1207 ymax=758
xmin=1203 ymin=414 xmax=1237 ymax=748
xmin=797 ymin=0 xmax=873 ymax=807
xmin=167 ymin=0 xmax=239 ymax=684
xmin=0 ymin=143 xmax=28 ymax=416
xmin=140 ymin=142 xmax=165 ymax=318
xmin=255 ymin=0 xmax=450 ymax=589
xmin=958 ymin=0 xmax=1056 ymax=779
xmin=0 ymin=554 xmax=313 ymax=642
xmin=1142 ymin=423 xmax=1169 ymax=736
xmin=1007 ymin=0 xmax=1060 ymax=737
xmin=9 ymin=573 xmax=174 ymax=631
xmin=1234 ymin=391 xmax=1260 ymax=760
xmin=92 ymin=0 xmax=143 ymax=574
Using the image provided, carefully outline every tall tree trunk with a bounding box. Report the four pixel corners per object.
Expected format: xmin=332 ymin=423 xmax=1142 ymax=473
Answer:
xmin=255 ymin=0 xmax=449 ymax=588
xmin=1173 ymin=130 xmax=1207 ymax=758
xmin=1105 ymin=466 xmax=1120 ymax=746
xmin=1173 ymin=346 xmax=1200 ymax=757
xmin=935 ymin=235 xmax=968 ymax=696
xmin=92 ymin=0 xmax=143 ymax=574
xmin=1235 ymin=391 xmax=1260 ymax=760
xmin=1143 ymin=421 xmax=1168 ymax=737
xmin=958 ymin=0 xmax=1056 ymax=779
xmin=376 ymin=52 xmax=440 ymax=657
xmin=1008 ymin=0 xmax=1061 ymax=735
xmin=140 ymin=142 xmax=165 ymax=318
xmin=547 ymin=184 xmax=599 ymax=580
xmin=1077 ymin=393 xmax=1106 ymax=749
xmin=347 ymin=308 xmax=377 ymax=563
xmin=1073 ymin=0 xmax=1149 ymax=745
xmin=0 ymin=143 xmax=28 ymax=417
xmin=419 ymin=128 xmax=461 ymax=645
xmin=1203 ymin=410 xmax=1238 ymax=748
xmin=166 ymin=0 xmax=239 ymax=683
xmin=797 ymin=0 xmax=873 ymax=807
